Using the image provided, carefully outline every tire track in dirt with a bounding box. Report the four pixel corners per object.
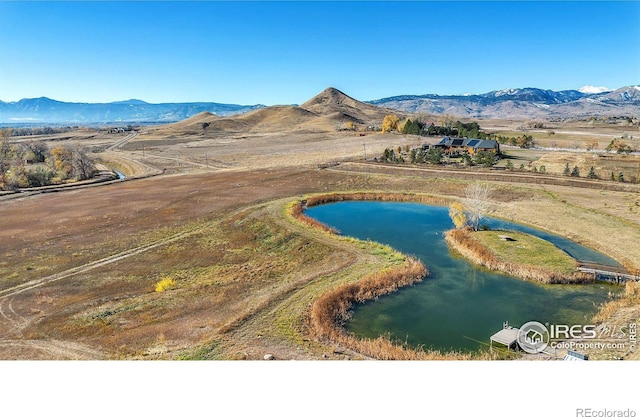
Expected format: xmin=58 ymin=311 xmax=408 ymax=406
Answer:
xmin=0 ymin=224 xmax=209 ymax=301
xmin=0 ymin=299 xmax=20 ymax=328
xmin=106 ymin=131 xmax=138 ymax=152
xmin=0 ymin=220 xmax=215 ymax=359
xmin=0 ymin=340 xmax=107 ymax=360
xmin=0 ymin=200 xmax=283 ymax=359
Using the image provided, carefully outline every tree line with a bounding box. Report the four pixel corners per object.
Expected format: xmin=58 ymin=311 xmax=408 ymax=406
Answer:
xmin=0 ymin=134 xmax=95 ymax=190
xmin=378 ymin=145 xmax=499 ymax=167
xmin=562 ymin=163 xmax=627 ymax=182
xmin=0 ymin=126 xmax=75 ymax=137
xmin=397 ymin=117 xmax=535 ymax=149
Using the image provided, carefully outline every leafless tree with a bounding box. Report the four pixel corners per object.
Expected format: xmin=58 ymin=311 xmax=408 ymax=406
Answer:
xmin=438 ymin=114 xmax=455 ymax=129
xmin=24 ymin=140 xmax=49 ymax=162
xmin=0 ymin=136 xmax=11 ymax=172
xmin=72 ymin=148 xmax=96 ymax=180
xmin=465 ymin=183 xmax=492 ymax=231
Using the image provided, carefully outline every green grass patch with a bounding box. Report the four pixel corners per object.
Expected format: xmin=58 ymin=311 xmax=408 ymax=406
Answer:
xmin=176 ymin=339 xmax=224 ymax=360
xmin=470 ymin=230 xmax=576 ymax=275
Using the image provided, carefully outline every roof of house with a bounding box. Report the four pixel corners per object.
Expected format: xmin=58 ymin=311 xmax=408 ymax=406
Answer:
xmin=437 ymin=137 xmax=499 ymax=149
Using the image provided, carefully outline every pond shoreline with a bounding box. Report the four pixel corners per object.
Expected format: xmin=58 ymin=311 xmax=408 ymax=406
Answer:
xmin=289 ymin=195 xmax=486 ymax=359
xmin=291 ymin=191 xmax=631 ymax=360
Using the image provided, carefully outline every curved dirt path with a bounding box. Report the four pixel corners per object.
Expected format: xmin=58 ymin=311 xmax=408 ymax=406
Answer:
xmin=0 ymin=219 xmax=212 ymax=360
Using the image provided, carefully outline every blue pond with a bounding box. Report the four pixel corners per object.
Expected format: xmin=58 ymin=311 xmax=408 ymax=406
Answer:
xmin=306 ymin=201 xmax=620 ymax=352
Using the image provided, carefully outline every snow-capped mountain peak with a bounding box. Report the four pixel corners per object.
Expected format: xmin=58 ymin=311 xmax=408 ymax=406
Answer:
xmin=494 ymin=88 xmax=521 ymax=97
xmin=368 ymin=85 xmax=639 ymax=119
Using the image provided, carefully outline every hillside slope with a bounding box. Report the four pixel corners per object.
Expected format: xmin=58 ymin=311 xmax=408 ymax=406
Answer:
xmin=146 ymin=87 xmax=404 ymax=137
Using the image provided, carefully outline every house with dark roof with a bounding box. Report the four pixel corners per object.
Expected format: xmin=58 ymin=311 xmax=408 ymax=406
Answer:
xmin=435 ymin=137 xmax=500 ymax=155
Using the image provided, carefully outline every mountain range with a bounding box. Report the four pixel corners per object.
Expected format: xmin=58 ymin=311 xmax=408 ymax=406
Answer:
xmin=1 ymin=85 xmax=638 ymax=125
xmin=0 ymin=97 xmax=264 ymax=125
xmin=367 ymin=86 xmax=640 ymax=119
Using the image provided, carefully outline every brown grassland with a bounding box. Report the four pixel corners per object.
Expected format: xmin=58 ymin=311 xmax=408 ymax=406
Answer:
xmin=1 ymin=101 xmax=640 ymax=360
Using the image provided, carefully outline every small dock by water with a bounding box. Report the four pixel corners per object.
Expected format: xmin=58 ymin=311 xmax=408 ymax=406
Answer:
xmin=490 ymin=325 xmax=519 ymax=351
xmin=577 ymin=262 xmax=639 ymax=284
xmin=489 ymin=323 xmax=565 ymax=359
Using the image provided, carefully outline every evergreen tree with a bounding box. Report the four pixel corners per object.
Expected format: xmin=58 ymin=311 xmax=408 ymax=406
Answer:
xmin=425 ymin=148 xmax=443 ymax=164
xmin=570 ymin=166 xmax=580 ymax=177
xmin=402 ymin=119 xmax=421 ymax=135
xmin=618 ymin=172 xmax=624 ymax=182
xmin=474 ymin=152 xmax=497 ymax=167
xmin=563 ymin=163 xmax=571 ymax=176
xmin=587 ymin=166 xmax=597 ymax=179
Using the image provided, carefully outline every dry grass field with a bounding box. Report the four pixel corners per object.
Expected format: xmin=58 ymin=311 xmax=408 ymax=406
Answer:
xmin=2 ymin=93 xmax=639 ymax=360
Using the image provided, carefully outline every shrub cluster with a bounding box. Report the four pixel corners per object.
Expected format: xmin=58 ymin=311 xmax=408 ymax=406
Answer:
xmin=0 ymin=140 xmax=96 ymax=190
xmin=155 ymin=277 xmax=176 ymax=293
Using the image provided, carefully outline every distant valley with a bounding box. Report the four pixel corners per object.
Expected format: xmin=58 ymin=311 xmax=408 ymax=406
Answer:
xmin=1 ymin=85 xmax=638 ymax=125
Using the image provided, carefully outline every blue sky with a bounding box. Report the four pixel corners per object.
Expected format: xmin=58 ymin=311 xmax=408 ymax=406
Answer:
xmin=1 ymin=1 xmax=639 ymax=105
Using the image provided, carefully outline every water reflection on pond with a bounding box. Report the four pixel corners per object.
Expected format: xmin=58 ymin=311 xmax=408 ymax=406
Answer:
xmin=306 ymin=201 xmax=620 ymax=352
